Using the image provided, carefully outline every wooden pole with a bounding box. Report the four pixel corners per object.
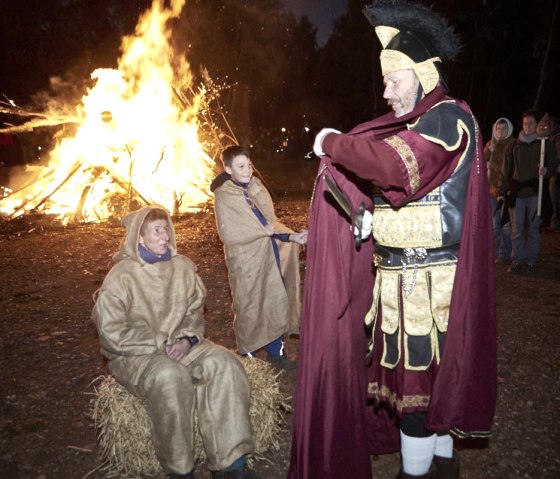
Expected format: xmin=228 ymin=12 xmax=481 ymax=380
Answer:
xmin=537 ymin=138 xmax=546 ymax=217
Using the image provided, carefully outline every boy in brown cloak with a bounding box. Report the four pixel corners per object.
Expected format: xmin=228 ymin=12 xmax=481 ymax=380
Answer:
xmin=212 ymin=146 xmax=307 ymax=370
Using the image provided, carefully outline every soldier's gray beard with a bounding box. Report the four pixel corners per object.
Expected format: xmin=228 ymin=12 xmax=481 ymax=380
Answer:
xmin=391 ymin=86 xmax=419 ymax=117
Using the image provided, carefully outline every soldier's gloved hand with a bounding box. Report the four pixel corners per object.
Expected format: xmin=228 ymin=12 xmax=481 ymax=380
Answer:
xmin=313 ymin=128 xmax=341 ymax=157
xmin=354 ymin=210 xmax=373 ymax=240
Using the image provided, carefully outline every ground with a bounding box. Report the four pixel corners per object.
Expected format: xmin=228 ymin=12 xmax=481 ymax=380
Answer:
xmin=0 ymin=191 xmax=559 ymax=479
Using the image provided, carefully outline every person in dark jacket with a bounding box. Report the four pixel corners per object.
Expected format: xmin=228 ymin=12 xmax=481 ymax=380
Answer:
xmin=499 ymin=110 xmax=557 ymax=273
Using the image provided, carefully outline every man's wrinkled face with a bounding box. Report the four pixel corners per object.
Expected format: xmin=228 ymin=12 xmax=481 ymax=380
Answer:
xmin=383 ymin=69 xmax=421 ymax=117
xmin=225 ymin=154 xmax=253 ymax=184
xmin=522 ymin=115 xmax=537 ymax=135
xmin=140 ymin=219 xmax=170 ymax=255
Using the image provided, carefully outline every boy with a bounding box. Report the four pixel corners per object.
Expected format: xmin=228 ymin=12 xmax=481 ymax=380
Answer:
xmin=212 ymin=146 xmax=307 ymax=370
xmin=93 ymin=206 xmax=260 ymax=479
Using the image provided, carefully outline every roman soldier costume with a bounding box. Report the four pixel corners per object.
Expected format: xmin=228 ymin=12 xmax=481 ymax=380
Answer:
xmin=289 ymin=1 xmax=497 ymax=478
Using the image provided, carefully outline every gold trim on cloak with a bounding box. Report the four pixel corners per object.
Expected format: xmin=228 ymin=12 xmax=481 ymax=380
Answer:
xmin=368 ymin=382 xmax=430 ymax=413
xmin=384 ymin=135 xmax=421 ymax=195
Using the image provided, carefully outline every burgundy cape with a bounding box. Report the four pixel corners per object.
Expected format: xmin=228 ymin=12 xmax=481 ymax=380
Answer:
xmin=288 ymin=87 xmax=497 ymax=478
xmin=287 ymin=160 xmax=400 ymax=479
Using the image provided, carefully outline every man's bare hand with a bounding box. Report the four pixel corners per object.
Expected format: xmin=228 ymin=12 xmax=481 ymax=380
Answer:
xmin=166 ymin=339 xmax=191 ymax=362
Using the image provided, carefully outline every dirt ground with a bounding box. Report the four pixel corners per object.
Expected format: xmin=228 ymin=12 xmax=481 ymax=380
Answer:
xmin=0 ymin=196 xmax=559 ymax=479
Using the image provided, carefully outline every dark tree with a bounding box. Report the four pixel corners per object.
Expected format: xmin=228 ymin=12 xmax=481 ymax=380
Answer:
xmin=311 ymin=0 xmax=380 ymax=132
xmin=176 ymin=1 xmax=318 ymax=127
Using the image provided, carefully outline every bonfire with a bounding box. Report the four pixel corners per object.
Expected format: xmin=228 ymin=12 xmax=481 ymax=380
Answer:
xmin=0 ymin=0 xmax=232 ymax=224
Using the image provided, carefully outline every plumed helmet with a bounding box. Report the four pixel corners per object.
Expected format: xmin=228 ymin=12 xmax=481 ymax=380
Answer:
xmin=363 ymin=0 xmax=460 ymax=94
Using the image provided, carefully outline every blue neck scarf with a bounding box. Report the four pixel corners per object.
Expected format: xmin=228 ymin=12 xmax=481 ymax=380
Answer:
xmin=232 ymin=179 xmax=250 ymax=189
xmin=138 ymin=243 xmax=172 ymax=264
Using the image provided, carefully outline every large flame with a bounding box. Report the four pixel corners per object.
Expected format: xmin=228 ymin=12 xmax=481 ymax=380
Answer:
xmin=1 ymin=0 xmax=216 ymax=223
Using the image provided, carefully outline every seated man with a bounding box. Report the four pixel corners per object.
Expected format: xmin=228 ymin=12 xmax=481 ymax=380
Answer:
xmin=92 ymin=206 xmax=260 ymax=479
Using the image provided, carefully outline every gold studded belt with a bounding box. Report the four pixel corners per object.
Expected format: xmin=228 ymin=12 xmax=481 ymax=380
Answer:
xmin=374 ymin=244 xmax=460 ymax=296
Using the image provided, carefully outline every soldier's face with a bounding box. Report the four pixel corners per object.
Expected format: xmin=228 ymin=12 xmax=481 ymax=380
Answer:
xmin=383 ymin=70 xmax=421 ymax=117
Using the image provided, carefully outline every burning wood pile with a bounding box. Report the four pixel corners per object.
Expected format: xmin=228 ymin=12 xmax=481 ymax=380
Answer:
xmin=0 ymin=0 xmax=231 ymax=224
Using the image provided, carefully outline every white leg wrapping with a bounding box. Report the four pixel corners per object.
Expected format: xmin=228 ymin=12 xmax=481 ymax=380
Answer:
xmin=435 ymin=433 xmax=454 ymax=458
xmin=400 ymin=431 xmax=437 ymax=475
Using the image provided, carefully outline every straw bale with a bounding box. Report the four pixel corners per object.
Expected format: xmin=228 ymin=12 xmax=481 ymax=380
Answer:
xmin=91 ymin=356 xmax=290 ymax=478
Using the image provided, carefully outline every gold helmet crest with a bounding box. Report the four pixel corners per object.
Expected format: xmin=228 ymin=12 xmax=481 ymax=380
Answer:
xmin=364 ymin=0 xmax=460 ymax=95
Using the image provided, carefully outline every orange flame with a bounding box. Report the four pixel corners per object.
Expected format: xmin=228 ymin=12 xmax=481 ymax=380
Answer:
xmin=1 ymin=0 xmax=216 ymax=223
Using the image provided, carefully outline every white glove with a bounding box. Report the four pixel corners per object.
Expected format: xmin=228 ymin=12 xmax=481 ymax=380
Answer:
xmin=313 ymin=128 xmax=341 ymax=157
xmin=354 ymin=210 xmax=373 ymax=240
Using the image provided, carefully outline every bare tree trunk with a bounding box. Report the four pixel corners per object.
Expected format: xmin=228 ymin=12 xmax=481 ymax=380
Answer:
xmin=533 ymin=0 xmax=559 ymax=108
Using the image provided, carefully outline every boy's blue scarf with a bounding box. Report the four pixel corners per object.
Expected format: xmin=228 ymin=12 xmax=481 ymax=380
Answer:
xmin=138 ymin=243 xmax=172 ymax=264
xmin=232 ymin=179 xmax=250 ymax=189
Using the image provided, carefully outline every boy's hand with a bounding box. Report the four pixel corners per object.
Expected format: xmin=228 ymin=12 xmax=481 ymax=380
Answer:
xmin=290 ymin=230 xmax=308 ymax=245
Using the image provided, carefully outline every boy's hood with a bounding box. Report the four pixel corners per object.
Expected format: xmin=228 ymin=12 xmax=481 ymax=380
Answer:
xmin=210 ymin=171 xmax=231 ymax=192
xmin=113 ymin=206 xmax=177 ymax=263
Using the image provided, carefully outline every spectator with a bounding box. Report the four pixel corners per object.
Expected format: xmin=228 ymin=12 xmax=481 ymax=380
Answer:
xmin=484 ymin=117 xmax=516 ymax=263
xmin=499 ymin=110 xmax=557 ymax=273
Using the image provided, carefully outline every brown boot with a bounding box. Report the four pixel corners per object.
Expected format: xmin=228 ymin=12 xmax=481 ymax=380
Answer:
xmin=396 ymin=464 xmax=436 ymax=479
xmin=433 ymin=451 xmax=460 ymax=479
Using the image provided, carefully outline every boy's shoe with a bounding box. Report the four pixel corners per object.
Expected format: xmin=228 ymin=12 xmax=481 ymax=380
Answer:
xmin=212 ymin=465 xmax=262 ymax=479
xmin=507 ymin=263 xmax=523 ymax=273
xmin=267 ymin=354 xmax=297 ymax=371
xmin=526 ymin=264 xmax=536 ymax=273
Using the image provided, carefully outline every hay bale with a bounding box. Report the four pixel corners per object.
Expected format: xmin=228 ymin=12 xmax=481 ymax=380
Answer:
xmin=92 ymin=376 xmax=162 ymax=478
xmin=92 ymin=356 xmax=290 ymax=478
